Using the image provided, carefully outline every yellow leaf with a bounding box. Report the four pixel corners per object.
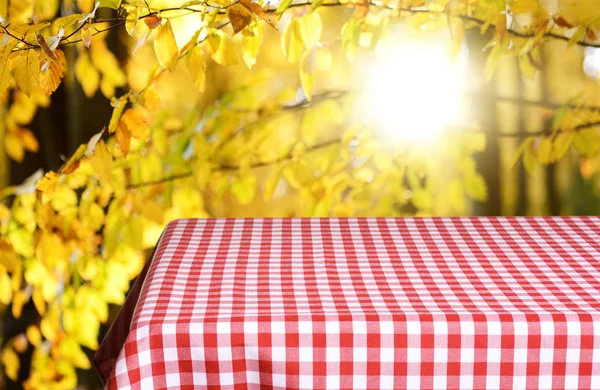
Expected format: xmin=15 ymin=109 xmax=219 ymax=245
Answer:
xmin=12 ymin=49 xmax=40 ymax=96
xmin=154 ymin=20 xmax=179 ymax=70
xmin=36 ymin=171 xmax=61 ymax=193
xmin=519 ymin=53 xmax=537 ymax=80
xmin=228 ymin=7 xmax=252 ymax=34
xmin=211 ymin=33 xmax=239 ymax=66
xmin=8 ymin=228 xmax=33 ymax=258
xmin=59 ymin=338 xmax=91 ymax=369
xmin=282 ymin=20 xmax=304 ymax=63
xmin=300 ymin=48 xmax=316 ymax=101
xmin=464 ymin=173 xmax=488 ymax=201
xmin=5 ymin=133 xmax=24 ymax=162
xmin=573 ymin=128 xmax=600 ymax=156
xmin=141 ymin=199 xmax=164 ymax=224
xmin=90 ymin=140 xmax=113 ymax=184
xmin=551 ymin=132 xmax=573 ymax=160
xmin=0 ymin=240 xmax=17 ymax=272
xmin=0 ymin=270 xmax=12 ymax=305
xmin=0 ymin=38 xmax=18 ymax=98
xmin=536 ymin=137 xmax=553 ymax=163
xmin=11 ymin=290 xmax=27 ymax=318
xmin=242 ymin=23 xmax=263 ymax=68
xmin=52 ymin=13 xmax=84 ymax=30
xmin=126 ymin=6 xmax=140 ymax=36
xmin=141 ymin=84 xmax=161 ymax=111
xmin=186 ymin=46 xmax=206 ymax=92
xmin=26 ymin=326 xmax=42 ymax=347
xmin=568 ymin=26 xmax=586 ymax=49
xmin=120 ymin=108 xmax=150 ymax=139
xmin=231 ymin=172 xmax=256 ymax=204
xmin=32 ymin=289 xmax=45 ymax=316
xmin=264 ymin=166 xmax=282 ymax=200
xmin=39 ymin=48 xmax=66 ymax=96
xmin=298 ymin=12 xmax=321 ymax=48
xmin=2 ymin=348 xmax=19 ymax=381
xmin=108 ymin=95 xmax=128 ymax=133
xmin=75 ymin=53 xmax=100 ymax=98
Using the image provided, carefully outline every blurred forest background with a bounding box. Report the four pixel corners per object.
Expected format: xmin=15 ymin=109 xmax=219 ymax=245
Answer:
xmin=1 ymin=0 xmax=600 ymax=388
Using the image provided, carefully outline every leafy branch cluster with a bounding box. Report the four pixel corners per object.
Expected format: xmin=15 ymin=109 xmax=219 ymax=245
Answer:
xmin=0 ymin=0 xmax=600 ymax=387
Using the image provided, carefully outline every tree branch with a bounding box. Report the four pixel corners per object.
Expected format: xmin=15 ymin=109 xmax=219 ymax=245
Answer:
xmin=497 ymin=120 xmax=600 ymax=138
xmin=9 ymin=0 xmax=600 ymax=53
xmin=126 ymin=137 xmax=341 ymax=189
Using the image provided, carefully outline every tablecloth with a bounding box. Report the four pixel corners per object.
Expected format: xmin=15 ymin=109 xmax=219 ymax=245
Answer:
xmin=94 ymin=217 xmax=600 ymax=389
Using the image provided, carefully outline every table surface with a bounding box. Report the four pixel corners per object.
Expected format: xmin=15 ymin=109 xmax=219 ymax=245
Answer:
xmin=95 ymin=217 xmax=600 ymax=389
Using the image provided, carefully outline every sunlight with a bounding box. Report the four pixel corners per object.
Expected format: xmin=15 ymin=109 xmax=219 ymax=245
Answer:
xmin=361 ymin=34 xmax=468 ymax=144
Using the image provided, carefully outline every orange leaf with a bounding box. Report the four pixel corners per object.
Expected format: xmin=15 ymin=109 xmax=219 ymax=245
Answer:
xmin=240 ymin=0 xmax=276 ymax=29
xmin=115 ymin=121 xmax=131 ymax=156
xmin=39 ymin=49 xmax=66 ymax=96
xmin=144 ymin=14 xmax=162 ymax=29
xmin=120 ymin=108 xmax=149 ymax=139
xmin=228 ymin=8 xmax=252 ymax=34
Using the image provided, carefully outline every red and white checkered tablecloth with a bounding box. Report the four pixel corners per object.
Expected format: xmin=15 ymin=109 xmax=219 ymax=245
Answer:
xmin=94 ymin=217 xmax=600 ymax=389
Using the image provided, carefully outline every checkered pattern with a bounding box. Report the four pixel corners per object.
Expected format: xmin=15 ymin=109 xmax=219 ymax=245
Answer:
xmin=95 ymin=217 xmax=600 ymax=389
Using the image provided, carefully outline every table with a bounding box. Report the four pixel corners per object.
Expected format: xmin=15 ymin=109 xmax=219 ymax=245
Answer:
xmin=94 ymin=217 xmax=600 ymax=389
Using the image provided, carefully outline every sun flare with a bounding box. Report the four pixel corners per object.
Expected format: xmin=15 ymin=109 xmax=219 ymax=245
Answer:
xmin=361 ymin=35 xmax=468 ymax=144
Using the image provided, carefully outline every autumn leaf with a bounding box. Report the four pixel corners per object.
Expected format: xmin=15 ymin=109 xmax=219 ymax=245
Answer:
xmin=126 ymin=7 xmax=140 ymax=36
xmin=0 ymin=38 xmax=18 ymax=98
xmin=36 ymin=171 xmax=61 ymax=194
xmin=90 ymin=140 xmax=113 ymax=183
xmin=231 ymin=172 xmax=256 ymax=204
xmin=186 ymin=46 xmax=206 ymax=92
xmin=120 ymin=108 xmax=150 ymax=139
xmin=240 ymin=0 xmax=276 ymax=29
xmin=228 ymin=7 xmax=252 ymax=34
xmin=153 ymin=20 xmax=179 ymax=70
xmin=39 ymin=49 xmax=67 ymax=96
xmin=75 ymin=53 xmax=100 ymax=97
xmin=115 ymin=122 xmax=131 ymax=156
xmin=12 ymin=49 xmax=41 ymax=96
xmin=144 ymin=14 xmax=162 ymax=30
xmin=211 ymin=33 xmax=239 ymax=66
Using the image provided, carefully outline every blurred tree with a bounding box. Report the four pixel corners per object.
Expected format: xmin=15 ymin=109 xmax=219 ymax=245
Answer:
xmin=1 ymin=0 xmax=600 ymax=387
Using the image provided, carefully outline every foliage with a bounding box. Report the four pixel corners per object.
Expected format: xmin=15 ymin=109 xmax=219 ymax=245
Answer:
xmin=0 ymin=0 xmax=600 ymax=387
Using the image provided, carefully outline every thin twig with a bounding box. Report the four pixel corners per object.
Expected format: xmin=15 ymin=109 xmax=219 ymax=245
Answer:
xmin=497 ymin=120 xmax=600 ymax=138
